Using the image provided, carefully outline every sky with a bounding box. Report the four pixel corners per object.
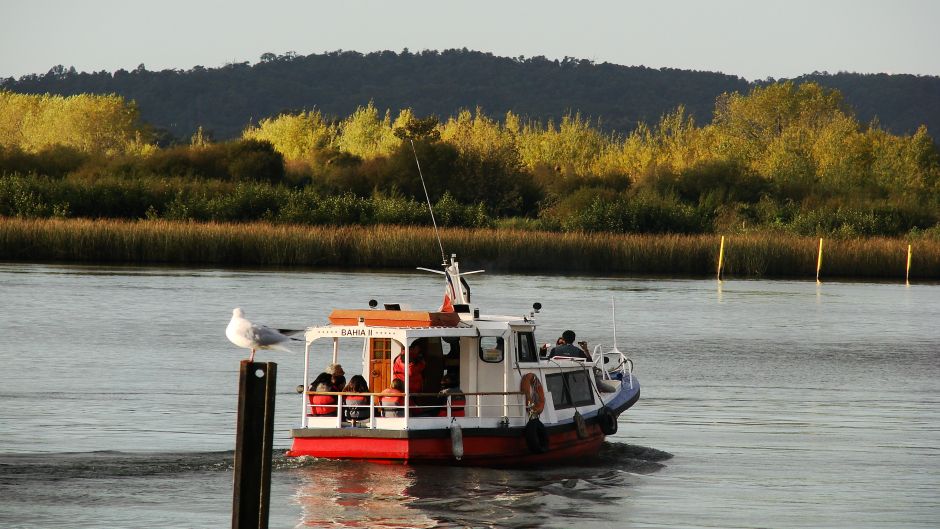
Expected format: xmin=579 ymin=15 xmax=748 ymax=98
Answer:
xmin=1 ymin=0 xmax=938 ymax=81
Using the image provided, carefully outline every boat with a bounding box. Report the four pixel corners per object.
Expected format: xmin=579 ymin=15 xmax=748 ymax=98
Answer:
xmin=286 ymin=255 xmax=640 ymax=466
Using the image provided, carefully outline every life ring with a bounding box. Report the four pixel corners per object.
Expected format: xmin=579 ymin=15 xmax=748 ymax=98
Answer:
xmin=524 ymin=418 xmax=549 ymax=453
xmin=520 ymin=373 xmax=545 ymax=416
xmin=573 ymin=411 xmax=588 ymax=439
xmin=597 ymin=406 xmax=618 ymax=436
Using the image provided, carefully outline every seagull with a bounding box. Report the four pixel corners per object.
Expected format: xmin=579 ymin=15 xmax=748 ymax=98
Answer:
xmin=226 ymin=307 xmax=299 ymax=362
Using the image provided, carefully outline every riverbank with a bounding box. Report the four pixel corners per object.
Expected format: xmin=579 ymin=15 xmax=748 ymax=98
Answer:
xmin=1 ymin=217 xmax=937 ymax=279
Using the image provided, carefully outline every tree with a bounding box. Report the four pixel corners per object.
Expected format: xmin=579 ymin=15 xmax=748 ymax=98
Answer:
xmin=243 ymin=110 xmax=333 ymax=161
xmin=337 ymin=102 xmax=399 ymax=159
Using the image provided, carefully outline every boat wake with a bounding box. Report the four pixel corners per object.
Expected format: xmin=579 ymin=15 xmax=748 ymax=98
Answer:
xmin=0 ymin=450 xmax=237 ymax=483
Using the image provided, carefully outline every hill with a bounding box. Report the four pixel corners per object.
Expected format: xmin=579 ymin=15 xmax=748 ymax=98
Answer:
xmin=1 ymin=49 xmax=938 ymax=143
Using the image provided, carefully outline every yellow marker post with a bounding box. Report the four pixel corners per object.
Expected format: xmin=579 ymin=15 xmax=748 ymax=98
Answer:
xmin=717 ymin=235 xmax=725 ymax=281
xmin=906 ymin=244 xmax=912 ymax=284
xmin=816 ymin=238 xmax=824 ymax=283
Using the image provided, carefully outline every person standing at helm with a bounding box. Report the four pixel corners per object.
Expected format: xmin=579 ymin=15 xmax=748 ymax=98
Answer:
xmin=393 ymin=341 xmax=426 ymax=393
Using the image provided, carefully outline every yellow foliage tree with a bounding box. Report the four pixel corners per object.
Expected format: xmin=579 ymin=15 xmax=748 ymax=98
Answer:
xmin=0 ymin=91 xmax=147 ymax=155
xmin=440 ymin=108 xmax=520 ymax=169
xmin=336 ymin=102 xmax=399 ymax=159
xmin=517 ymin=112 xmax=613 ymax=176
xmin=242 ymin=110 xmax=333 ymax=161
xmin=712 ymin=81 xmax=847 ymax=167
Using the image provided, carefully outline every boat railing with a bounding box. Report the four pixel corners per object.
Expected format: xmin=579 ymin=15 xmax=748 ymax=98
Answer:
xmin=304 ymin=390 xmax=527 ymax=428
xmin=592 ymin=344 xmax=635 ymax=389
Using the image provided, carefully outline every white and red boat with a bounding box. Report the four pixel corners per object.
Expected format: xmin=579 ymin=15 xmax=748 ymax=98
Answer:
xmin=287 ymin=255 xmax=640 ymax=466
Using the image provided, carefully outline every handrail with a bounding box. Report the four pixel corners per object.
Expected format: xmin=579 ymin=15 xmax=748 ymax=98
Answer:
xmin=304 ymin=390 xmax=527 ymax=427
xmin=590 ymin=343 xmax=635 ymax=388
xmin=303 ymin=390 xmax=524 ymax=397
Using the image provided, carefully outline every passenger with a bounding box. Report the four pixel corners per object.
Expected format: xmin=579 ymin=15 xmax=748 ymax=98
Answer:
xmin=393 ymin=342 xmax=426 ymax=393
xmin=546 ymin=330 xmax=591 ymax=360
xmin=343 ymin=375 xmax=371 ymax=424
xmin=307 ymin=372 xmax=333 ymax=415
xmin=326 ymin=363 xmax=346 ymax=392
xmin=437 ymin=374 xmax=466 ymax=417
xmin=310 ymin=382 xmax=338 ymax=416
xmin=380 ymin=379 xmax=405 ymax=417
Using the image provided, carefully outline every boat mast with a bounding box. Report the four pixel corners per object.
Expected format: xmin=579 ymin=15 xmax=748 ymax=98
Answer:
xmin=410 ymin=139 xmax=446 ymax=266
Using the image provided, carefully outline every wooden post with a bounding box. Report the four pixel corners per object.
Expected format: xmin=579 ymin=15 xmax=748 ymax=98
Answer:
xmin=717 ymin=235 xmax=725 ymax=281
xmin=816 ymin=238 xmax=824 ymax=283
xmin=906 ymin=244 xmax=912 ymax=284
xmin=232 ymin=360 xmax=277 ymax=529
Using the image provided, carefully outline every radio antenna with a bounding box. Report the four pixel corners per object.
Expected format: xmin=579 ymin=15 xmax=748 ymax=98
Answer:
xmin=410 ymin=139 xmax=446 ymax=264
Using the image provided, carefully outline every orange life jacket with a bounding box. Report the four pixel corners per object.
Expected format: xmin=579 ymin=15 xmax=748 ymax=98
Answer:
xmin=380 ymin=389 xmax=405 ymax=416
xmin=392 ymin=354 xmax=425 ymax=393
xmin=310 ymin=393 xmax=337 ymax=416
xmin=344 ymin=394 xmax=370 ymax=420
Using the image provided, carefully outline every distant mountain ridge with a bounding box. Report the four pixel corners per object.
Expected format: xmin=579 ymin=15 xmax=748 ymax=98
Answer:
xmin=2 ymin=49 xmax=937 ymax=143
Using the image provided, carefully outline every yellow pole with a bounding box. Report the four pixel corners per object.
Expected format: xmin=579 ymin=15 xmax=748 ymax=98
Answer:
xmin=816 ymin=238 xmax=824 ymax=283
xmin=717 ymin=235 xmax=725 ymax=281
xmin=906 ymin=244 xmax=912 ymax=284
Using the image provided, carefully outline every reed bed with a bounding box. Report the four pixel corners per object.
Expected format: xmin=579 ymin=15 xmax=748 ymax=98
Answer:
xmin=1 ymin=217 xmax=937 ymax=279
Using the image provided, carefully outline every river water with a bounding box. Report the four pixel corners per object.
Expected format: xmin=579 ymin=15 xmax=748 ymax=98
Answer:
xmin=0 ymin=262 xmax=937 ymax=528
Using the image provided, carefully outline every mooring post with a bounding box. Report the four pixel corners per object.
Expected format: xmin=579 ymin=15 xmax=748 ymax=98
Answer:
xmin=717 ymin=235 xmax=726 ymax=282
xmin=232 ymin=360 xmax=277 ymax=529
xmin=906 ymin=244 xmax=912 ymax=284
xmin=816 ymin=238 xmax=824 ymax=283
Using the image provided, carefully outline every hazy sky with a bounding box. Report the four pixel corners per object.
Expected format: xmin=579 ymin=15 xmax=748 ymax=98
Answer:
xmin=2 ymin=0 xmax=937 ymax=81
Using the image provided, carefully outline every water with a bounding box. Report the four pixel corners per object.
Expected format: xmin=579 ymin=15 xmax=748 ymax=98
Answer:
xmin=1 ymin=262 xmax=938 ymax=528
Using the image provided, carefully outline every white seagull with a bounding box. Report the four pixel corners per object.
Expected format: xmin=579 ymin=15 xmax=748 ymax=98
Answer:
xmin=226 ymin=307 xmax=298 ymax=362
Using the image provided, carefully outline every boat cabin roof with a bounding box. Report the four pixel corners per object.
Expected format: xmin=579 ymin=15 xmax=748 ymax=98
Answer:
xmin=304 ymin=309 xmax=533 ymax=344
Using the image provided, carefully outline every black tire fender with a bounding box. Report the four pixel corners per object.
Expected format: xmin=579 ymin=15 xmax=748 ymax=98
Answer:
xmin=598 ymin=406 xmax=618 ymax=436
xmin=524 ymin=418 xmax=549 ymax=453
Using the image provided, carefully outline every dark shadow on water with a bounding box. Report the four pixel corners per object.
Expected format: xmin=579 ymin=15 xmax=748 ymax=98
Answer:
xmin=289 ymin=442 xmax=671 ymax=528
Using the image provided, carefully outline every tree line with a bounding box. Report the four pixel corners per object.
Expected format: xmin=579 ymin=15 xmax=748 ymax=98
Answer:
xmin=3 ymin=49 xmax=937 ymax=144
xmin=0 ymin=82 xmax=938 ymax=238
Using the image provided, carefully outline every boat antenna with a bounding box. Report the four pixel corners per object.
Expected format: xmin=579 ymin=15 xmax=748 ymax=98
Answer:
xmin=611 ymin=296 xmax=620 ymax=352
xmin=410 ymin=139 xmax=446 ymax=265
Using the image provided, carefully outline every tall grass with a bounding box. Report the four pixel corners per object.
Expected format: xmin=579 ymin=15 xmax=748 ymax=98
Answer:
xmin=1 ymin=217 xmax=937 ymax=279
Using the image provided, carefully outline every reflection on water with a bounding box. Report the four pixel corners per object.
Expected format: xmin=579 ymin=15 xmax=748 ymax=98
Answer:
xmin=290 ymin=443 xmax=670 ymax=528
xmin=294 ymin=462 xmax=436 ymax=528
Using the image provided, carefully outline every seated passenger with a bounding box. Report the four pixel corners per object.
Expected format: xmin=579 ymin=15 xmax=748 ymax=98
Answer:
xmin=307 ymin=372 xmax=332 ymax=415
xmin=310 ymin=383 xmax=337 ymax=416
xmin=379 ymin=379 xmax=405 ymax=417
xmin=437 ymin=374 xmax=466 ymax=417
xmin=326 ymin=363 xmax=346 ymax=392
xmin=546 ymin=330 xmax=591 ymax=360
xmin=343 ymin=375 xmax=371 ymax=424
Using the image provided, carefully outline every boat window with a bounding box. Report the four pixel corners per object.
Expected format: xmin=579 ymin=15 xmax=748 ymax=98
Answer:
xmin=545 ymin=373 xmax=570 ymax=408
xmin=371 ymin=338 xmax=392 ymax=360
xmin=517 ymin=331 xmax=537 ymax=363
xmin=545 ymin=371 xmax=595 ymax=410
xmin=566 ymin=370 xmax=594 ymax=406
xmin=479 ymin=336 xmax=504 ymax=363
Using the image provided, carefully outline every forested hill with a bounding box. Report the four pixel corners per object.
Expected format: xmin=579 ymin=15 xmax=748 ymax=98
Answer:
xmin=2 ymin=49 xmax=937 ymax=142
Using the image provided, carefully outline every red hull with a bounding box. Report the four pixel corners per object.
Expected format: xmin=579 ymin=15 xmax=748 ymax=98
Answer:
xmin=288 ymin=423 xmax=606 ymax=466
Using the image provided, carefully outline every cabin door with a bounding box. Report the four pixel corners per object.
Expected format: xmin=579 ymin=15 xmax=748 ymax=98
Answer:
xmin=368 ymin=338 xmax=393 ymax=392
